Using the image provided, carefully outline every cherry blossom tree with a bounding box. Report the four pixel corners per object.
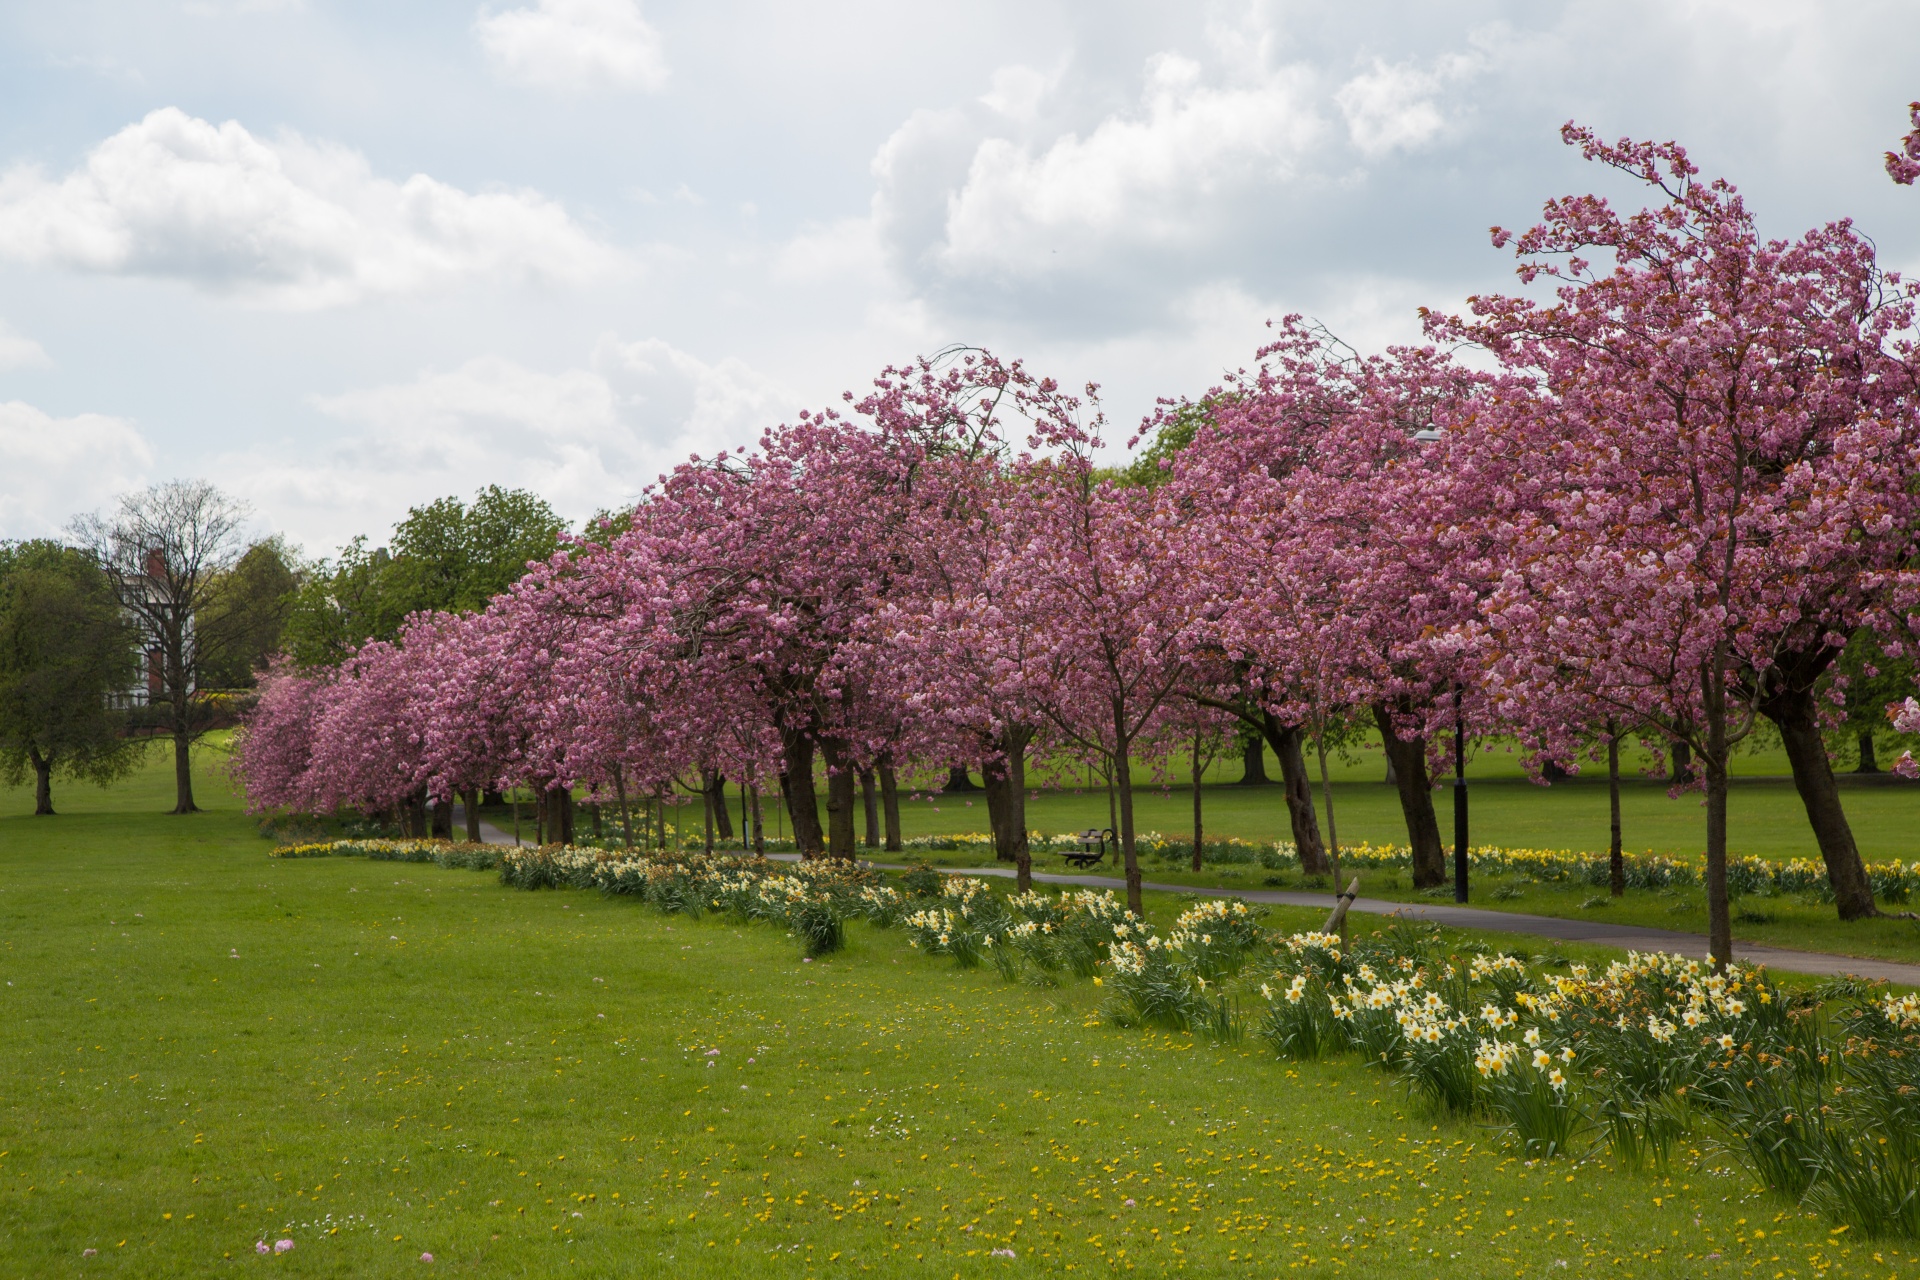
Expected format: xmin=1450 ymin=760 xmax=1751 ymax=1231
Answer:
xmin=997 ymin=406 xmax=1194 ymax=916
xmin=1167 ymin=322 xmax=1499 ymax=890
xmin=1449 ymin=126 xmax=1920 ymax=961
xmin=230 ymin=658 xmax=329 ymax=813
xmin=300 ymin=638 xmax=433 ymax=828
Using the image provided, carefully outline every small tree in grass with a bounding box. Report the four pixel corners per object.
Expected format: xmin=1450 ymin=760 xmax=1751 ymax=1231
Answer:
xmin=0 ymin=541 xmax=142 ymax=813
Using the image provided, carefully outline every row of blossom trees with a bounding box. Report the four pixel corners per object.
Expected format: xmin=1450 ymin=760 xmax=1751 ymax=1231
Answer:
xmin=235 ymin=120 xmax=1920 ymax=965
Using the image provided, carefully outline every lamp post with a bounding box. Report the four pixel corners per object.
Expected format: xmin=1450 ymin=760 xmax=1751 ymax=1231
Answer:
xmin=1412 ymin=427 xmax=1470 ymax=903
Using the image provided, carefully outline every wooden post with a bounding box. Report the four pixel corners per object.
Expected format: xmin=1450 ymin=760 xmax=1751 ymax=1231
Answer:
xmin=1322 ymin=877 xmax=1361 ymax=941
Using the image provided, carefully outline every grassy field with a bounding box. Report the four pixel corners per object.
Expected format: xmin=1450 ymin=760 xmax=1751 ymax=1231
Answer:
xmin=871 ymin=771 xmax=1920 ymax=867
xmin=0 ymin=748 xmax=1911 ymax=1277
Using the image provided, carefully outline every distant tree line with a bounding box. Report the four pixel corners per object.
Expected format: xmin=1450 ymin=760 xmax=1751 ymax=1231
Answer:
xmin=1 ymin=480 xmax=562 ymax=816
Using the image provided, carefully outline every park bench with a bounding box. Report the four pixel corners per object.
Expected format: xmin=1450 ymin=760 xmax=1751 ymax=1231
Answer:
xmin=1062 ymin=828 xmax=1116 ymax=870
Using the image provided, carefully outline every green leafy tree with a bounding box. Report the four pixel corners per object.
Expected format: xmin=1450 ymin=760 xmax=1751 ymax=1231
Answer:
xmin=455 ymin=486 xmax=566 ymax=609
xmin=283 ymin=487 xmax=565 ymax=667
xmin=197 ymin=536 xmax=305 ymax=689
xmin=1825 ymin=628 xmax=1915 ymax=773
xmin=0 ymin=541 xmax=142 ymax=815
xmin=281 ymin=539 xmax=399 ymax=669
xmin=579 ymin=506 xmax=635 ymax=547
xmin=1119 ymin=397 xmax=1238 ymax=489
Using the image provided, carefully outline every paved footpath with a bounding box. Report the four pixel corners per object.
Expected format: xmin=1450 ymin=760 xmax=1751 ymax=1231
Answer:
xmin=457 ymin=813 xmax=1920 ymax=986
xmin=455 ymin=804 xmax=522 ymax=848
xmin=772 ymin=853 xmax=1920 ymax=987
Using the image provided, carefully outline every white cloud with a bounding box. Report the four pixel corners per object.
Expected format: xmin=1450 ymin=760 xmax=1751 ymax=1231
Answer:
xmin=1335 ymin=52 xmax=1485 ymax=158
xmin=928 ymin=53 xmax=1326 ymax=279
xmin=240 ymin=338 xmax=789 ymax=550
xmin=593 ymin=335 xmax=790 ymax=449
xmin=0 ymin=108 xmax=621 ymax=308
xmin=979 ymin=65 xmax=1056 ymax=123
xmin=475 ymin=0 xmax=668 ymax=94
xmin=0 ymin=402 xmax=153 ymax=537
xmin=860 ymin=16 xmax=1530 ymax=328
xmin=0 ymin=321 xmax=50 ymax=370
xmin=772 ymin=216 xmax=885 ymax=287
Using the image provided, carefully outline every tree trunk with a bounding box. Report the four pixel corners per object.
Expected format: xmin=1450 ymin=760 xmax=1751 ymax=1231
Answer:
xmin=859 ymin=768 xmax=880 ymax=849
xmin=1857 ymin=731 xmax=1881 ymax=774
xmin=553 ymin=788 xmax=575 ymax=846
xmin=1607 ymin=720 xmax=1623 ymax=898
xmin=707 ymin=773 xmax=734 ymax=840
xmin=878 ymin=760 xmax=902 ymax=852
xmin=1262 ymin=716 xmax=1328 ymax=874
xmin=1762 ymin=684 xmax=1878 ymax=920
xmin=410 ymin=790 xmax=429 ymax=839
xmin=1312 ymin=720 xmax=1344 ymax=891
xmin=780 ymin=729 xmax=826 ymax=857
xmin=981 ymin=728 xmax=1034 ymax=884
xmin=1703 ymin=661 xmax=1732 ymax=970
xmin=1671 ymin=737 xmax=1692 ymax=782
xmin=1191 ymin=730 xmax=1205 ymax=873
xmin=1105 ymin=759 xmax=1118 ymax=840
xmin=1111 ymin=704 xmax=1143 ymax=916
xmin=31 ymin=748 xmax=54 ymax=816
xmin=171 ymin=729 xmax=198 ymax=814
xmin=1005 ymin=732 xmax=1032 ymax=892
xmin=702 ymin=773 xmax=715 ymax=852
xmin=1703 ymin=750 xmax=1732 ymax=968
xmin=1235 ymin=735 xmax=1269 ymax=785
xmin=982 ymin=755 xmax=1014 ymax=864
xmin=748 ymin=783 xmax=766 ymax=855
xmin=466 ymin=788 xmax=483 ymax=842
xmin=819 ymin=737 xmax=858 ymax=858
xmin=944 ymin=764 xmax=980 ymax=792
xmin=1373 ymin=704 xmax=1445 ymax=889
xmin=431 ymin=798 xmax=453 ymax=839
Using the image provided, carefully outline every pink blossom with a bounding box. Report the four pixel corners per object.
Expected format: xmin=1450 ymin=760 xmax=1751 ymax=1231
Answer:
xmin=1888 ymin=101 xmax=1920 ymax=185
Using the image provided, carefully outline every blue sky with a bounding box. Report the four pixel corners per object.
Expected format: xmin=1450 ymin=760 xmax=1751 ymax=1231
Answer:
xmin=2 ymin=0 xmax=1917 ymax=555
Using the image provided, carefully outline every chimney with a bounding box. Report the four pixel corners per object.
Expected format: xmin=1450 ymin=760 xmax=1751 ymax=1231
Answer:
xmin=144 ymin=547 xmax=167 ymax=579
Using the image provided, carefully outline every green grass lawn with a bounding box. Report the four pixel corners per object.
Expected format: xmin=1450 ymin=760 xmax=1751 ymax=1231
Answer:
xmin=0 ymin=748 xmax=1910 ymax=1276
xmin=867 ymin=772 xmax=1920 ymax=867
